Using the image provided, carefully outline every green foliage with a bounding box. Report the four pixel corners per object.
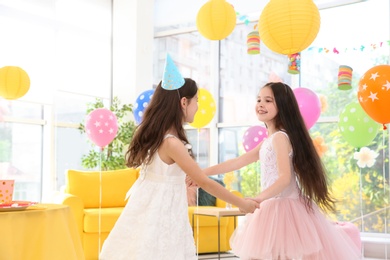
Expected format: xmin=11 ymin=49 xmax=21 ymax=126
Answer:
xmin=239 ymin=161 xmax=261 ymax=197
xmin=78 ymin=97 xmax=136 ymax=171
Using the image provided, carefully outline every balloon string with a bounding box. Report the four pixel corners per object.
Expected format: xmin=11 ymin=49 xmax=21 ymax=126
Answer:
xmin=383 ymin=129 xmax=388 ymax=259
xmin=358 ymin=167 xmax=365 ymax=231
xmin=196 ymin=128 xmax=200 ymax=256
xmin=98 ymin=147 xmax=103 ymax=258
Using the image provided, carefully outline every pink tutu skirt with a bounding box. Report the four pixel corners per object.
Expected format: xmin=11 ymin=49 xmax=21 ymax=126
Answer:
xmin=230 ymin=197 xmax=362 ymax=260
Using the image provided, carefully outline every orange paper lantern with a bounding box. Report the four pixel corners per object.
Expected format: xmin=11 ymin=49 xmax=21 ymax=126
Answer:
xmin=0 ymin=66 xmax=30 ymax=100
xmin=196 ymin=0 xmax=236 ymax=41
xmin=258 ymin=0 xmax=320 ymax=55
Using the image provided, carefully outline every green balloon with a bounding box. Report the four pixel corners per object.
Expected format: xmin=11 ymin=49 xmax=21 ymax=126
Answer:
xmin=338 ymin=101 xmax=380 ymax=148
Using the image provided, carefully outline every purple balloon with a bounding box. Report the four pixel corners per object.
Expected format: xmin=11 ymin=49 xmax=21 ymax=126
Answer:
xmin=242 ymin=125 xmax=268 ymax=152
xmin=293 ymin=87 xmax=321 ymax=129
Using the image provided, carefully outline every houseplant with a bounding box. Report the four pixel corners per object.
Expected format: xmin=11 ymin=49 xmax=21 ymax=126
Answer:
xmin=79 ymin=97 xmax=136 ymax=171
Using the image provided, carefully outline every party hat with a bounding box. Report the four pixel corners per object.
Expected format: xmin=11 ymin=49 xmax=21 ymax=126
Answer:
xmin=162 ymin=54 xmax=185 ymax=90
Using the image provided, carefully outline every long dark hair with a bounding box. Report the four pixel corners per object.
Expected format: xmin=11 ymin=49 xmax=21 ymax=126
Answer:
xmin=126 ymin=78 xmax=198 ymax=167
xmin=264 ymin=82 xmax=335 ymax=213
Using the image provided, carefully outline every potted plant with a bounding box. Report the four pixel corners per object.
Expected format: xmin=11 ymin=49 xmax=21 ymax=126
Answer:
xmin=78 ymin=97 xmax=136 ymax=171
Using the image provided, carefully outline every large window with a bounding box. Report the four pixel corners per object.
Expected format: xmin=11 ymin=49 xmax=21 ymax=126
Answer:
xmin=0 ymin=0 xmax=112 ymax=200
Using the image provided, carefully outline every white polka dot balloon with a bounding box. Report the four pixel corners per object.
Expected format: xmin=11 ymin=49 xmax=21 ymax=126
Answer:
xmin=338 ymin=101 xmax=380 ymax=148
xmin=242 ymin=125 xmax=268 ymax=152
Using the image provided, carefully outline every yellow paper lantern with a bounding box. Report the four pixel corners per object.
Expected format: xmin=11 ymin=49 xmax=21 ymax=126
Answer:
xmin=196 ymin=0 xmax=236 ymax=41
xmin=258 ymin=0 xmax=320 ymax=55
xmin=0 ymin=66 xmax=30 ymax=100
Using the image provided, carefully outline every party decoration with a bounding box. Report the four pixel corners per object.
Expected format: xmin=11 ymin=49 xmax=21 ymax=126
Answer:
xmin=85 ymin=108 xmax=118 ymax=148
xmin=258 ymin=0 xmax=320 ymax=55
xmin=0 ymin=66 xmax=30 ymax=100
xmin=268 ymin=72 xmax=283 ymax=83
xmin=338 ymin=102 xmax=380 ymax=148
xmin=133 ymin=89 xmax=154 ymax=124
xmin=162 ymin=54 xmax=185 ymax=90
xmin=189 ymin=88 xmax=216 ymax=128
xmin=223 ymin=171 xmax=237 ymax=190
xmin=0 ymin=179 xmax=14 ymax=204
xmin=307 ymin=40 xmax=390 ymax=54
xmin=242 ymin=125 xmax=268 ymax=152
xmin=312 ymin=136 xmax=328 ymax=157
xmin=293 ymin=87 xmax=321 ymax=129
xmin=353 ymin=147 xmax=379 ymax=168
xmin=318 ymin=94 xmax=328 ymax=113
xmin=287 ymin=53 xmax=301 ymax=74
xmin=357 ymin=64 xmax=390 ymax=129
xmin=338 ymin=65 xmax=353 ymax=90
xmin=196 ymin=0 xmax=236 ymax=41
xmin=247 ymin=30 xmax=260 ymax=55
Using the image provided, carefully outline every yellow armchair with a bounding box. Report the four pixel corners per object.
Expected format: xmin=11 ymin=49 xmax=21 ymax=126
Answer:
xmin=57 ymin=168 xmax=140 ymax=260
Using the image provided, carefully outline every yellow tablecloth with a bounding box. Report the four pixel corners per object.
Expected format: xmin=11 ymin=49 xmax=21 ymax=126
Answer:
xmin=0 ymin=204 xmax=85 ymax=260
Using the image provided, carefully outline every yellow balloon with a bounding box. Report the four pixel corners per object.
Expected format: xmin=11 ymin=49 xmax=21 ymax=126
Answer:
xmin=196 ymin=0 xmax=236 ymax=41
xmin=258 ymin=0 xmax=320 ymax=55
xmin=0 ymin=66 xmax=30 ymax=100
xmin=190 ymin=88 xmax=216 ymax=128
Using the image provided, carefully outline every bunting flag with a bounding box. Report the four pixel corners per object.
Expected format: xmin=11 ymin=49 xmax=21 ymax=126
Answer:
xmin=307 ymin=40 xmax=390 ymax=54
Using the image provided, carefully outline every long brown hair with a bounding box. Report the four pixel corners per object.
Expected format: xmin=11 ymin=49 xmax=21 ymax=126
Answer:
xmin=264 ymin=82 xmax=335 ymax=213
xmin=126 ymin=78 xmax=198 ymax=167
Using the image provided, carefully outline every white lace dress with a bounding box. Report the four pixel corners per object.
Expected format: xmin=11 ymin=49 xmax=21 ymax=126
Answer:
xmin=99 ymin=135 xmax=196 ymax=260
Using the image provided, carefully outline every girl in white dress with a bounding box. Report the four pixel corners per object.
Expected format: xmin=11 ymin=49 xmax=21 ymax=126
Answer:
xmin=99 ymin=78 xmax=258 ymax=260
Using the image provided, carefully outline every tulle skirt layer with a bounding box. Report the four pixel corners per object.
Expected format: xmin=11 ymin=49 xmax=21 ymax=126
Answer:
xmin=230 ymin=197 xmax=362 ymax=260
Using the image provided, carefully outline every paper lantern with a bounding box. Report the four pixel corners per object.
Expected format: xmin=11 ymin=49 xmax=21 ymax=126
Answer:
xmin=0 ymin=66 xmax=30 ymax=100
xmin=247 ymin=31 xmax=260 ymax=55
xmin=338 ymin=65 xmax=353 ymax=90
xmin=196 ymin=0 xmax=236 ymax=41
xmin=287 ymin=53 xmax=301 ymax=74
xmin=258 ymin=0 xmax=320 ymax=55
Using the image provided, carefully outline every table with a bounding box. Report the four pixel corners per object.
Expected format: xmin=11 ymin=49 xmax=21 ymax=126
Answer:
xmin=0 ymin=204 xmax=85 ymax=260
xmin=192 ymin=208 xmax=246 ymax=260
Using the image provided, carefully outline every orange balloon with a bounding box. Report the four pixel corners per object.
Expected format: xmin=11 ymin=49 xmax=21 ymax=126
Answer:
xmin=357 ymin=65 xmax=390 ymax=127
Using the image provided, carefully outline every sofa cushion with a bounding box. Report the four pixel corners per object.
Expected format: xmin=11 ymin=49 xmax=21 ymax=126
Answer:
xmin=65 ymin=168 xmax=139 ymax=208
xmin=84 ymin=207 xmax=124 ymax=233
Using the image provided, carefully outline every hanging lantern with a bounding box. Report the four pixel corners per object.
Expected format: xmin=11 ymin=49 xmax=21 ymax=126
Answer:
xmin=247 ymin=29 xmax=260 ymax=55
xmin=258 ymin=0 xmax=320 ymax=55
xmin=338 ymin=65 xmax=353 ymax=90
xmin=196 ymin=0 xmax=236 ymax=41
xmin=287 ymin=53 xmax=301 ymax=74
xmin=0 ymin=66 xmax=30 ymax=100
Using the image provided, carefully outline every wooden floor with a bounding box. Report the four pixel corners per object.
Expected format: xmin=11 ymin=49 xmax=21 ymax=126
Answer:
xmin=198 ymin=252 xmax=385 ymax=260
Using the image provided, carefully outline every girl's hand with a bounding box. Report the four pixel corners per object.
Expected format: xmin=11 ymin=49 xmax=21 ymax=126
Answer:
xmin=247 ymin=197 xmax=262 ymax=204
xmin=185 ymin=175 xmax=198 ymax=188
xmin=239 ymin=199 xmax=259 ymax=214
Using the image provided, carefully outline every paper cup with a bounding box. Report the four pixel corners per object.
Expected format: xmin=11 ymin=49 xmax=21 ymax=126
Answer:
xmin=0 ymin=180 xmax=14 ymax=204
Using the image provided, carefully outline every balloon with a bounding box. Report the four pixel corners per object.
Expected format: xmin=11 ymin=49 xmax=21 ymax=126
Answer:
xmin=242 ymin=125 xmax=268 ymax=152
xmin=0 ymin=66 xmax=30 ymax=100
xmin=293 ymin=87 xmax=321 ymax=129
xmin=357 ymin=64 xmax=390 ymax=128
xmin=85 ymin=108 xmax=118 ymax=148
xmin=133 ymin=89 xmax=154 ymax=124
xmin=338 ymin=102 xmax=380 ymax=148
xmin=189 ymin=88 xmax=216 ymax=128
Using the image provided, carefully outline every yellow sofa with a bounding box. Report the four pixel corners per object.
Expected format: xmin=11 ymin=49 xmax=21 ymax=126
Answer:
xmin=57 ymin=168 xmax=241 ymax=260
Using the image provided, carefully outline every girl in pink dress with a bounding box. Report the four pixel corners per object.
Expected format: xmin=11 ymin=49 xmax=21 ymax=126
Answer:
xmin=205 ymin=82 xmax=362 ymax=259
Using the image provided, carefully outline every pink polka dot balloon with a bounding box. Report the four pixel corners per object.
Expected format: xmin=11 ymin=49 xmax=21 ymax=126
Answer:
xmin=242 ymin=125 xmax=268 ymax=152
xmin=85 ymin=108 xmax=118 ymax=148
